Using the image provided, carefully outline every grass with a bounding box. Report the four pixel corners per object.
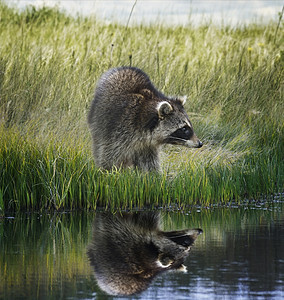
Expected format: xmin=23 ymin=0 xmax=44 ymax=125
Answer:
xmin=0 ymin=2 xmax=283 ymax=212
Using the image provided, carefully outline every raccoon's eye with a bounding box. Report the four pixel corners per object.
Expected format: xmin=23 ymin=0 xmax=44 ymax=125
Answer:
xmin=181 ymin=126 xmax=190 ymax=135
xmin=170 ymin=125 xmax=193 ymax=140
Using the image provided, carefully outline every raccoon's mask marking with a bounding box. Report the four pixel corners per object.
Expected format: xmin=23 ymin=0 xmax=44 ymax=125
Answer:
xmin=163 ymin=228 xmax=203 ymax=247
xmin=169 ymin=125 xmax=194 ymax=143
xmin=166 ymin=124 xmax=203 ymax=148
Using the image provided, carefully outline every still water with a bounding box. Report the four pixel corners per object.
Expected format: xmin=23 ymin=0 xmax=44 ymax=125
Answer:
xmin=1 ymin=203 xmax=284 ymax=299
xmin=5 ymin=0 xmax=283 ymax=26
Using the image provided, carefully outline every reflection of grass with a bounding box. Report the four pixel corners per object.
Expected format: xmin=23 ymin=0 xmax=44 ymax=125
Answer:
xmin=0 ymin=212 xmax=95 ymax=299
xmin=1 ymin=208 xmax=283 ymax=298
xmin=0 ymin=3 xmax=283 ymax=211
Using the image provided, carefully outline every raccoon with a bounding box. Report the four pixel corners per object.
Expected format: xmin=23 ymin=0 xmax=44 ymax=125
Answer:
xmin=87 ymin=212 xmax=202 ymax=296
xmin=88 ymin=67 xmax=202 ymax=172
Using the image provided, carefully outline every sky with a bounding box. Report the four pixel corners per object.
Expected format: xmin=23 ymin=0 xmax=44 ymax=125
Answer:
xmin=6 ymin=1 xmax=284 ymax=26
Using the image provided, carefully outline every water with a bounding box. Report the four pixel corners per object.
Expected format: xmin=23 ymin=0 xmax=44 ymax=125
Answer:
xmin=1 ymin=203 xmax=284 ymax=299
xmin=5 ymin=0 xmax=283 ymax=26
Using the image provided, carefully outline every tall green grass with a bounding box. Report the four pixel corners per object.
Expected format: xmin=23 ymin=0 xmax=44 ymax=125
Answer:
xmin=0 ymin=3 xmax=283 ymax=212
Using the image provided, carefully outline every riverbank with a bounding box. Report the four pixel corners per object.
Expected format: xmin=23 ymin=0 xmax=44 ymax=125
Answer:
xmin=0 ymin=3 xmax=283 ymax=212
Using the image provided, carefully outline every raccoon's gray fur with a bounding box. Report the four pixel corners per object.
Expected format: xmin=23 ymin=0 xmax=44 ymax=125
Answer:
xmin=88 ymin=67 xmax=202 ymax=172
xmin=87 ymin=212 xmax=202 ymax=296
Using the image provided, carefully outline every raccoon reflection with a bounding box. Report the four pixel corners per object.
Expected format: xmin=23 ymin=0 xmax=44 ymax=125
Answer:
xmin=87 ymin=212 xmax=202 ymax=296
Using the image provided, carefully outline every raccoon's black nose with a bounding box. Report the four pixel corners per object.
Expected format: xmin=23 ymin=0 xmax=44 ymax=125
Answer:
xmin=198 ymin=141 xmax=203 ymax=148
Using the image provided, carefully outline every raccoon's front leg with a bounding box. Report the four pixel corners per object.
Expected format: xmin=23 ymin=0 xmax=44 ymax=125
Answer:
xmin=133 ymin=148 xmax=160 ymax=172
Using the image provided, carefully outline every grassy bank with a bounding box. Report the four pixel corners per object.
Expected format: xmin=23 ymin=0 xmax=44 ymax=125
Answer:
xmin=0 ymin=3 xmax=283 ymax=212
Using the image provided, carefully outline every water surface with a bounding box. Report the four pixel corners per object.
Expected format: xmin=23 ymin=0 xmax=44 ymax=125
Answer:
xmin=5 ymin=0 xmax=283 ymax=26
xmin=1 ymin=202 xmax=283 ymax=299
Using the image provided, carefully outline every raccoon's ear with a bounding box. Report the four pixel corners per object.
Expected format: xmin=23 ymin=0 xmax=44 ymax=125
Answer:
xmin=157 ymin=101 xmax=173 ymax=119
xmin=176 ymin=95 xmax=187 ymax=105
xmin=180 ymin=95 xmax=187 ymax=105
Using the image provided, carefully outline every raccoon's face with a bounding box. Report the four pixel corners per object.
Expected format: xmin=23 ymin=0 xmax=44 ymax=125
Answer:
xmin=154 ymin=99 xmax=203 ymax=148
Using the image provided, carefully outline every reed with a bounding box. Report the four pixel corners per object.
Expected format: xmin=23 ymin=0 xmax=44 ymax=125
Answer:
xmin=0 ymin=3 xmax=283 ymax=212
